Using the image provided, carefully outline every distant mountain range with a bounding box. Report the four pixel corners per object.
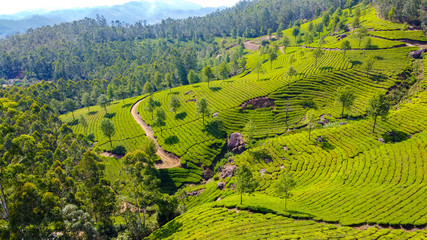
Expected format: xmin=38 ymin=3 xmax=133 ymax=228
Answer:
xmin=0 ymin=0 xmax=223 ymax=37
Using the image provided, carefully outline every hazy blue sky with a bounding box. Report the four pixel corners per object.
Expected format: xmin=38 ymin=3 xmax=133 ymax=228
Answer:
xmin=0 ymin=0 xmax=240 ymax=15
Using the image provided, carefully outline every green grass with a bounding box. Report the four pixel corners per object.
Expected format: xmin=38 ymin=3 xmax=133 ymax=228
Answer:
xmin=308 ymin=35 xmax=406 ymax=49
xmin=360 ymin=7 xmax=408 ymax=31
xmin=147 ymin=205 xmax=427 ymax=239
xmin=229 ymin=91 xmax=427 ymax=226
xmin=370 ymin=30 xmax=427 ymax=42
xmin=59 ymin=96 xmax=148 ymax=152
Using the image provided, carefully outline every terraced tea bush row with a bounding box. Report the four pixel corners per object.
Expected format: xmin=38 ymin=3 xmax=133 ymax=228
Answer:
xmin=369 ymin=30 xmax=427 ymax=42
xmin=148 ymin=205 xmax=427 ymax=239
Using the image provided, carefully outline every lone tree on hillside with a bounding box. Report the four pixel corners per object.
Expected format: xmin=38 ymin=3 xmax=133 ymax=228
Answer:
xmin=292 ymin=26 xmax=300 ymax=42
xmin=341 ymin=40 xmax=352 ymax=60
xmin=282 ymin=36 xmax=290 ymax=54
xmin=101 ymin=118 xmax=115 ymax=148
xmin=355 ymin=27 xmax=368 ymax=47
xmin=163 ymin=73 xmax=173 ymax=93
xmin=145 ymin=97 xmax=156 ymax=119
xmin=243 ymin=120 xmax=257 ymax=144
xmin=305 ymin=109 xmax=317 ymax=140
xmin=312 ymin=48 xmax=324 ymax=67
xmin=367 ymin=94 xmax=390 ymax=133
xmin=218 ymin=62 xmax=229 ymax=80
xmin=276 ymin=23 xmax=284 ymax=38
xmin=196 ymin=98 xmax=209 ymax=126
xmin=254 ymin=60 xmax=265 ymax=80
xmin=286 ymin=66 xmax=298 ymax=80
xmin=154 ymin=108 xmax=166 ymax=136
xmin=169 ymin=95 xmax=181 ymax=113
xmin=187 ymin=70 xmax=200 ymax=85
xmin=81 ymin=92 xmax=92 ymax=112
xmin=62 ymin=98 xmax=77 ymax=120
xmin=97 ymin=94 xmax=109 ymax=113
xmin=107 ymin=83 xmax=115 ymax=102
xmin=235 ymin=165 xmax=258 ymax=205
xmin=202 ymin=66 xmax=215 ymax=87
xmin=276 ymin=173 xmax=297 ymax=209
xmin=335 ymin=86 xmax=356 ymax=118
xmin=80 ymin=115 xmax=88 ymax=130
xmin=268 ymin=49 xmax=278 ymax=70
xmin=364 ymin=55 xmax=376 ymax=77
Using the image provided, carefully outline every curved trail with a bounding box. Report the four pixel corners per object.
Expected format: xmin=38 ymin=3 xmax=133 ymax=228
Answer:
xmin=131 ymin=98 xmax=181 ymax=169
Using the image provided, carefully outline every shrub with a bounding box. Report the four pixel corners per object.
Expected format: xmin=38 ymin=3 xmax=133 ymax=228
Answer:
xmin=87 ymin=133 xmax=95 ymax=142
xmin=112 ymin=145 xmax=127 ymax=155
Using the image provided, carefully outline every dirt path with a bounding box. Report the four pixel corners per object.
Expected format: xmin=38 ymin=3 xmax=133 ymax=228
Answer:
xmin=131 ymin=98 xmax=181 ymax=169
xmin=244 ymin=41 xmax=260 ymax=51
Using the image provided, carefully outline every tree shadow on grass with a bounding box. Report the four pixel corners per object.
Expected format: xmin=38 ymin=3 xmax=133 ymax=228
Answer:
xmin=122 ymin=103 xmax=132 ymax=108
xmin=168 ymin=91 xmax=179 ymax=95
xmin=175 ymin=112 xmax=187 ymax=120
xmin=104 ymin=113 xmax=116 ymax=119
xmin=382 ymin=129 xmax=408 ymax=143
xmin=88 ymin=111 xmax=98 ymax=115
xmin=209 ymin=86 xmax=222 ymax=92
xmin=351 ymin=60 xmax=362 ymax=66
xmin=370 ymin=73 xmax=388 ymax=82
xmin=68 ymin=119 xmax=79 ymax=126
xmin=249 ymin=149 xmax=272 ymax=162
xmin=165 ymin=135 xmax=179 ymax=145
xmin=202 ymin=119 xmax=226 ymax=139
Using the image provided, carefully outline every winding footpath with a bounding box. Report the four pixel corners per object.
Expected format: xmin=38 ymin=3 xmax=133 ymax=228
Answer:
xmin=131 ymin=98 xmax=181 ymax=169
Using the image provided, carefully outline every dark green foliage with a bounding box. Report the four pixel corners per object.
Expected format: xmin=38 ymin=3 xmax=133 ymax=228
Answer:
xmin=382 ymin=130 xmax=408 ymax=143
xmin=112 ymin=145 xmax=127 ymax=155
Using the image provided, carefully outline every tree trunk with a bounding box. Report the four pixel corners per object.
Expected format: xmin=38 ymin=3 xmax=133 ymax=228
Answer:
xmin=109 ymin=135 xmax=113 ymax=148
xmin=372 ymin=115 xmax=377 ymax=133
xmin=202 ymin=112 xmax=205 ymax=126
xmin=0 ymin=182 xmax=9 ymax=222
xmin=72 ymin=111 xmax=75 ymax=120
xmin=341 ymin=105 xmax=345 ymax=119
xmin=87 ymin=106 xmax=90 ymax=112
xmin=240 ymin=192 xmax=243 ymax=205
xmin=285 ymin=198 xmax=287 ymax=210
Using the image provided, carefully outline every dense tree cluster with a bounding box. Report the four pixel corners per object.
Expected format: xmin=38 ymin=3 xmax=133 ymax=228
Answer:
xmin=373 ymin=0 xmax=426 ymax=29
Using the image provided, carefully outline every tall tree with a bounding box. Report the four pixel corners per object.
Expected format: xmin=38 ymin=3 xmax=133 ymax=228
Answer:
xmin=81 ymin=92 xmax=92 ymax=112
xmin=163 ymin=73 xmax=173 ymax=93
xmin=275 ymin=173 xmax=296 ymax=209
xmin=292 ymin=26 xmax=300 ymax=42
xmin=355 ymin=27 xmax=368 ymax=47
xmin=106 ymin=83 xmax=116 ymax=102
xmin=367 ymin=94 xmax=390 ymax=133
xmin=312 ymin=48 xmax=325 ymax=67
xmin=335 ymin=86 xmax=356 ymax=118
xmin=305 ymin=109 xmax=317 ymax=140
xmin=202 ymin=66 xmax=214 ymax=87
xmin=364 ymin=55 xmax=376 ymax=77
xmin=80 ymin=115 xmax=88 ymax=130
xmin=218 ymin=62 xmax=229 ymax=80
xmin=268 ymin=49 xmax=278 ymax=70
xmin=154 ymin=108 xmax=166 ymax=135
xmin=276 ymin=23 xmax=284 ymax=38
xmin=282 ymin=36 xmax=290 ymax=54
xmin=169 ymin=95 xmax=181 ymax=113
xmin=341 ymin=40 xmax=351 ymax=60
xmin=97 ymin=94 xmax=109 ymax=113
xmin=101 ymin=118 xmax=115 ymax=148
xmin=143 ymin=81 xmax=154 ymax=95
xmin=254 ymin=60 xmax=265 ymax=80
xmin=243 ymin=120 xmax=256 ymax=144
xmin=235 ymin=165 xmax=258 ymax=205
xmin=121 ymin=151 xmax=160 ymax=231
xmin=286 ymin=66 xmax=298 ymax=80
xmin=187 ymin=70 xmax=200 ymax=85
xmin=196 ymin=98 xmax=209 ymax=126
xmin=62 ymin=98 xmax=77 ymax=120
xmin=145 ymin=97 xmax=156 ymax=120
